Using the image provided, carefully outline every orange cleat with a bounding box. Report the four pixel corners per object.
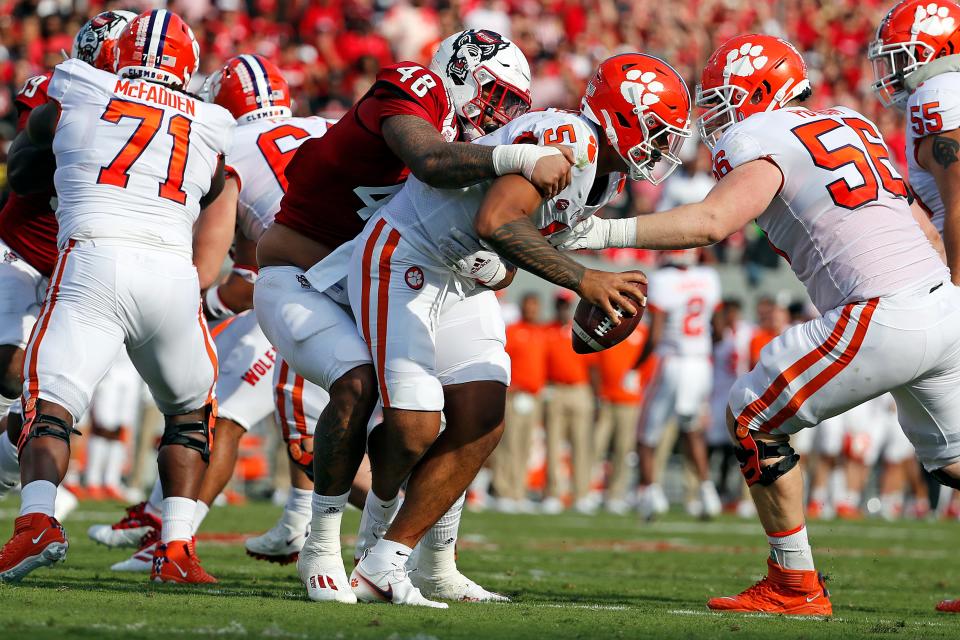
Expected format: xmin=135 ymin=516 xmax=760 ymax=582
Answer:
xmin=936 ymin=598 xmax=960 ymax=613
xmin=0 ymin=513 xmax=69 ymax=583
xmin=835 ymin=503 xmax=862 ymax=520
xmin=85 ymin=485 xmax=107 ymax=501
xmin=102 ymin=486 xmax=127 ymax=502
xmin=151 ymin=540 xmax=217 ymax=584
xmin=806 ymin=501 xmax=824 ymax=519
xmin=707 ymin=559 xmax=832 ymax=616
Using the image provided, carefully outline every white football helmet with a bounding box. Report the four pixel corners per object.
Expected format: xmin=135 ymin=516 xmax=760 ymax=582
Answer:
xmin=71 ymin=10 xmax=137 ymax=71
xmin=430 ymin=29 xmax=532 ymax=140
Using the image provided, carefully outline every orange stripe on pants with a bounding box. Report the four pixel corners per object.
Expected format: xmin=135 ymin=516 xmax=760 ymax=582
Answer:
xmin=197 ymin=303 xmax=219 ymax=451
xmin=736 ymin=302 xmax=856 ymax=432
xmin=757 ymin=298 xmax=878 ymax=433
xmin=19 ymin=240 xmax=75 ymax=451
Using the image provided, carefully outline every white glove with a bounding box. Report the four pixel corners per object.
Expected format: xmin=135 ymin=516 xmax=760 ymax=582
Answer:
xmin=438 ymin=229 xmax=509 ymax=288
xmin=554 ymin=216 xmax=639 ymax=251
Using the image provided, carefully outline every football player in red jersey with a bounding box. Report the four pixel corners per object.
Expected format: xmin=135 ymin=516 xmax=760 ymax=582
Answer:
xmin=0 ymin=10 xmax=136 ymax=510
xmin=255 ymin=29 xmax=572 ymax=603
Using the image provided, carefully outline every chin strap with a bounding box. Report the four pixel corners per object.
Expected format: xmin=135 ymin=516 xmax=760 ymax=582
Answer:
xmin=905 ymin=54 xmax=960 ymax=91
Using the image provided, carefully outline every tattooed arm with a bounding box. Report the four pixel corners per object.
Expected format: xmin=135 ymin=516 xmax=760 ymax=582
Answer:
xmin=475 ymin=175 xmax=646 ymax=321
xmin=918 ymin=130 xmax=960 ymax=284
xmin=382 ymin=115 xmax=573 ymax=196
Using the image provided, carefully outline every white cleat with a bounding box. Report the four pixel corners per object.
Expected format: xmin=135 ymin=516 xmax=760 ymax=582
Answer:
xmin=637 ymin=484 xmax=669 ymax=521
xmin=245 ymin=518 xmax=308 ymax=565
xmin=110 ymin=531 xmax=159 ymax=572
xmin=88 ymin=501 xmax=160 ymax=548
xmin=297 ymin=544 xmax=357 ymax=603
xmin=411 ymin=570 xmax=510 ymax=602
xmin=351 ymin=551 xmax=448 ymax=608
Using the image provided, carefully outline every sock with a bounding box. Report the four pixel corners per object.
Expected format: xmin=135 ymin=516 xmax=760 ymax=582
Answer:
xmin=192 ymin=500 xmax=210 ymax=534
xmin=767 ymin=524 xmax=815 ymax=571
xmin=306 ymin=491 xmax=349 ymax=555
xmin=810 ymin=486 xmax=827 ymax=505
xmin=84 ymin=436 xmax=108 ymax=488
xmin=104 ymin=440 xmax=125 ymax=489
xmin=281 ymin=487 xmax=312 ymax=529
xmin=417 ymin=493 xmax=464 ymax=579
xmin=880 ymin=493 xmax=903 ymax=519
xmin=161 ymin=496 xmax=196 ymax=543
xmin=845 ymin=490 xmax=861 ymax=508
xmin=20 ymin=480 xmax=58 ymax=517
xmin=0 ymin=430 xmax=19 ymax=485
xmin=470 ymin=468 xmax=492 ymax=496
xmin=146 ymin=478 xmax=163 ymax=517
xmin=828 ymin=468 xmax=846 ymax=506
xmin=357 ymin=490 xmax=401 ymax=559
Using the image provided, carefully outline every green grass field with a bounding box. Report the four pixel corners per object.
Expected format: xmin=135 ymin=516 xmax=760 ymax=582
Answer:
xmin=1 ymin=501 xmax=957 ymax=639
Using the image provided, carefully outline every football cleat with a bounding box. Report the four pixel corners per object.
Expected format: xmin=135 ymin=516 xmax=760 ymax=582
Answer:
xmin=245 ymin=518 xmax=309 ymax=565
xmin=637 ymin=484 xmax=669 ymax=521
xmin=707 ymin=559 xmax=832 ymax=616
xmin=88 ymin=501 xmax=160 ymax=548
xmin=411 ymin=569 xmax=510 ymax=603
xmin=297 ymin=544 xmax=357 ymax=603
xmin=151 ymin=540 xmax=216 ymax=584
xmin=351 ymin=550 xmax=448 ymax=608
xmin=111 ymin=528 xmax=160 ymax=572
xmin=0 ymin=513 xmax=68 ymax=583
xmin=936 ymin=598 xmax=960 ymax=613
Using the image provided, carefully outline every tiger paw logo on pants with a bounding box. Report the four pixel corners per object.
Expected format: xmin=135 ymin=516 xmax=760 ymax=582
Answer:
xmin=914 ymin=3 xmax=956 ymax=36
xmin=723 ymin=43 xmax=769 ymax=77
xmin=405 ymin=266 xmax=424 ymax=290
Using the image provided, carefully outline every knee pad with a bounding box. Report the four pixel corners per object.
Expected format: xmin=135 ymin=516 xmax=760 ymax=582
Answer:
xmin=931 ymin=468 xmax=960 ymax=490
xmin=287 ymin=437 xmax=314 ymax=481
xmin=734 ymin=426 xmax=799 ymax=487
xmin=161 ymin=405 xmax=214 ymax=462
xmin=19 ymin=413 xmax=80 ymax=454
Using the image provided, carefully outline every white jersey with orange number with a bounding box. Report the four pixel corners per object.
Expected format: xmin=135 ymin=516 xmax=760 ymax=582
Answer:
xmin=712 ymin=105 xmax=947 ymax=313
xmin=905 ymin=71 xmax=960 ymax=231
xmin=47 ymin=59 xmax=235 ymax=256
xmin=646 ymin=265 xmax=720 ymax=358
xmin=380 ymin=109 xmax=623 ymax=291
xmin=225 ymin=116 xmax=334 ymax=242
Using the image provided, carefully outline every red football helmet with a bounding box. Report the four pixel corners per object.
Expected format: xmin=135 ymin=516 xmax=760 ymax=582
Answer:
xmin=204 ymin=55 xmax=292 ymax=124
xmin=116 ymin=9 xmax=200 ymax=89
xmin=581 ymin=53 xmax=691 ymax=184
xmin=72 ymin=10 xmax=137 ymax=72
xmin=697 ymin=35 xmax=810 ymax=148
xmin=869 ymin=0 xmax=960 ymax=108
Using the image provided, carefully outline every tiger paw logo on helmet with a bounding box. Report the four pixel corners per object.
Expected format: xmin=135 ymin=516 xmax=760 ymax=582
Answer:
xmin=620 ymin=70 xmax=665 ymax=107
xmin=914 ymin=3 xmax=957 ymax=35
xmin=724 ymin=43 xmax=770 ymax=78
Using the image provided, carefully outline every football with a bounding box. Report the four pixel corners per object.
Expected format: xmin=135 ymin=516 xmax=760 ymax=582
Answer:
xmin=571 ymin=282 xmax=647 ymax=354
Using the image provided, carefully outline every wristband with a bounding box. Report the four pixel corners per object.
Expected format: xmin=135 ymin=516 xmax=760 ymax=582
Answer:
xmin=605 ymin=217 xmax=638 ymax=248
xmin=232 ymin=265 xmax=258 ymax=284
xmin=204 ymin=285 xmax=236 ymax=320
xmin=492 ymin=144 xmax=563 ymax=181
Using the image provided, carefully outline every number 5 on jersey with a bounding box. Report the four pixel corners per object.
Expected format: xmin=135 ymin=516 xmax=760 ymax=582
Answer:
xmin=97 ymin=98 xmax=191 ymax=205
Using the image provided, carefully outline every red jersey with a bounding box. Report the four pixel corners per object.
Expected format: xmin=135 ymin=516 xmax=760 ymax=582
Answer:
xmin=274 ymin=62 xmax=457 ymax=250
xmin=0 ymin=74 xmax=59 ymax=277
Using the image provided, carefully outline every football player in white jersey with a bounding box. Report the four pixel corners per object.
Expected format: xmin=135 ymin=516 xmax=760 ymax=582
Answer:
xmin=0 ymin=9 xmax=235 ymax=584
xmin=329 ymin=53 xmax=689 ymax=606
xmin=636 ymin=250 xmax=722 ymax=520
xmin=870 ymin=0 xmax=960 ymax=283
xmin=89 ymin=54 xmax=345 ymax=570
xmin=617 ymin=34 xmax=960 ymax=615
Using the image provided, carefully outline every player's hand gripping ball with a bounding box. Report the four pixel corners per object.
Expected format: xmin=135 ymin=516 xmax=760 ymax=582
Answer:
xmin=571 ymin=281 xmax=647 ymax=354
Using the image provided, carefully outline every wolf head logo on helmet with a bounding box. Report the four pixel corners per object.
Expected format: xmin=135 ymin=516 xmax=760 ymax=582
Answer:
xmin=445 ymin=30 xmax=510 ymax=86
xmin=72 ymin=10 xmax=137 ymax=71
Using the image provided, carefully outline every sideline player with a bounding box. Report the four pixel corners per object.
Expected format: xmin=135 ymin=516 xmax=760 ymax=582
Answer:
xmin=255 ymin=30 xmax=572 ymax=603
xmin=870 ymin=0 xmax=960 ymax=282
xmin=636 ymin=250 xmax=722 ymax=520
xmin=620 ymin=34 xmax=960 ymax=615
xmin=338 ymin=53 xmax=689 ymax=606
xmin=0 ymin=10 xmax=136 ymax=517
xmin=0 ymin=9 xmax=234 ymax=584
